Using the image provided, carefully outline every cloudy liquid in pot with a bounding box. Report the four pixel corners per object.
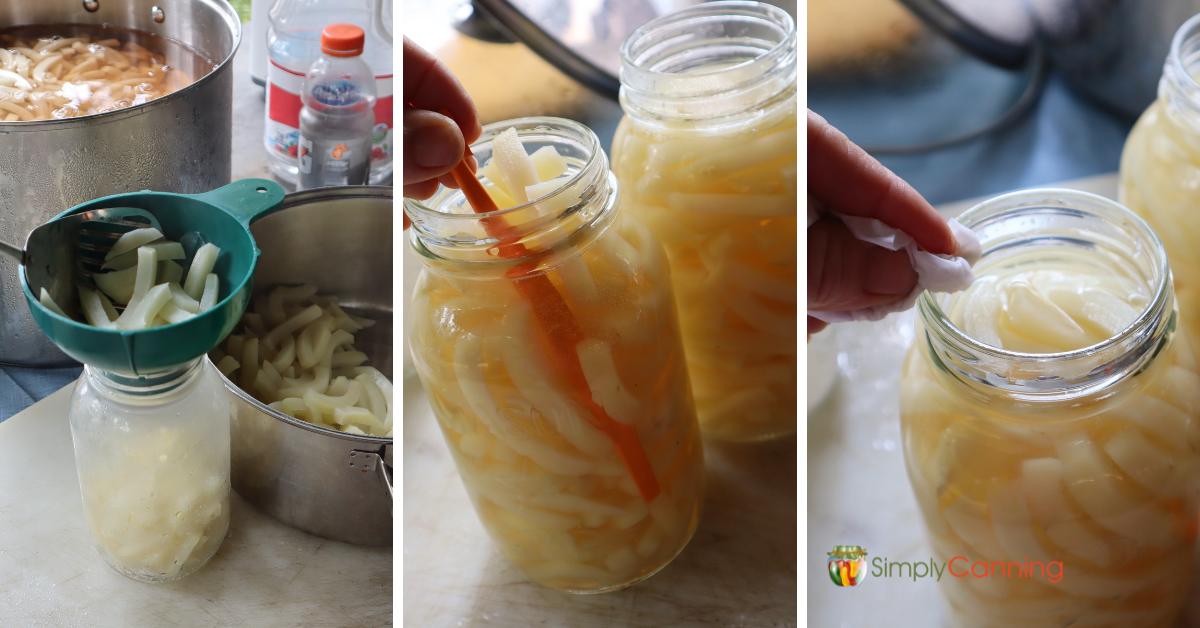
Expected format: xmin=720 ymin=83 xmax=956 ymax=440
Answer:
xmin=0 ymin=23 xmax=216 ymax=121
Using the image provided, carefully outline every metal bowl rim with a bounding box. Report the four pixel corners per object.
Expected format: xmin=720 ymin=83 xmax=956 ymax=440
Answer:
xmin=216 ymin=186 xmax=394 ymax=445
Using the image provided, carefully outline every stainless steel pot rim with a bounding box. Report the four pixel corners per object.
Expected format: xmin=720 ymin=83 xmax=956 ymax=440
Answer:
xmin=217 ymin=185 xmax=394 ymax=445
xmin=0 ymin=0 xmax=241 ymax=130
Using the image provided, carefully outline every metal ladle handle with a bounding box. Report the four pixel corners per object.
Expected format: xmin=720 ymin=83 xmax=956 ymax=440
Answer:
xmin=0 ymin=239 xmax=21 ymax=261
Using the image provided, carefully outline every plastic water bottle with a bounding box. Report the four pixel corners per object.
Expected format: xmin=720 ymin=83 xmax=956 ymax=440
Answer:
xmin=297 ymin=24 xmax=376 ymax=189
xmin=265 ymin=0 xmax=393 ymax=186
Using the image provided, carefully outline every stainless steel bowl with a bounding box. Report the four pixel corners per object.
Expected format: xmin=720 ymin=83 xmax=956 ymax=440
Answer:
xmin=216 ymin=186 xmax=393 ymax=547
xmin=0 ymin=0 xmax=240 ymax=366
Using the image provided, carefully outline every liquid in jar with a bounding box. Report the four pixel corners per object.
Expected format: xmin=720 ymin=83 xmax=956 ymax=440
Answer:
xmin=901 ymin=190 xmax=1200 ymax=627
xmin=612 ymin=2 xmax=797 ymax=442
xmin=406 ymin=118 xmax=704 ymax=593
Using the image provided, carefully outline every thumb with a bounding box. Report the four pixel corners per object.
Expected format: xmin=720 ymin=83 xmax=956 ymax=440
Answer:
xmin=808 ymin=216 xmax=919 ymax=313
xmin=404 ymin=109 xmax=466 ymax=185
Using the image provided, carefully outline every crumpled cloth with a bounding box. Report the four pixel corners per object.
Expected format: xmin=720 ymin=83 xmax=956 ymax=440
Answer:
xmin=808 ymin=204 xmax=982 ymax=323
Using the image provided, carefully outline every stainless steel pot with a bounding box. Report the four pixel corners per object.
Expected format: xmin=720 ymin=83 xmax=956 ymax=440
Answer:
xmin=217 ymin=186 xmax=393 ymax=547
xmin=0 ymin=0 xmax=240 ymax=366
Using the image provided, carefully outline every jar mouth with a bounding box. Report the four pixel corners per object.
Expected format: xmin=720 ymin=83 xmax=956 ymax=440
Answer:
xmin=89 ymin=357 xmax=205 ymax=398
xmin=1162 ymin=13 xmax=1200 ymax=126
xmin=619 ymin=1 xmax=796 ymax=122
xmin=919 ymin=188 xmax=1171 ymax=362
xmin=917 ymin=188 xmax=1174 ymax=402
xmin=403 ymin=116 xmax=616 ymax=265
xmin=403 ymin=116 xmax=601 ymax=224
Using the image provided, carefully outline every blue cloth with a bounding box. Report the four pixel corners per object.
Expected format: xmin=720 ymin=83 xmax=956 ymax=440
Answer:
xmin=0 ymin=365 xmax=80 ymax=422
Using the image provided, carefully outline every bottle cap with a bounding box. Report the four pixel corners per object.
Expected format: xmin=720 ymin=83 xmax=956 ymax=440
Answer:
xmin=321 ymin=24 xmax=365 ymax=57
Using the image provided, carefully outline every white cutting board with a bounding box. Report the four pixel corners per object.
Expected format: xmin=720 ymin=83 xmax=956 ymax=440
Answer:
xmin=0 ymin=386 xmax=392 ymax=627
xmin=807 ymin=173 xmax=1200 ymax=627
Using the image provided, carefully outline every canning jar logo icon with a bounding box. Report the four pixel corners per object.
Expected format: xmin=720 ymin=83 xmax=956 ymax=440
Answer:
xmin=828 ymin=545 xmax=868 ymax=587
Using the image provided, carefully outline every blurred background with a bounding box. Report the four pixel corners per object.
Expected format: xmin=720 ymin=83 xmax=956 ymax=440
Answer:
xmin=403 ymin=0 xmax=796 ymax=152
xmin=807 ymin=0 xmax=1192 ymax=205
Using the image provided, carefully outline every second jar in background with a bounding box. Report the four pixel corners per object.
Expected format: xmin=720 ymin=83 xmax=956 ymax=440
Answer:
xmin=1121 ymin=13 xmax=1200 ymax=352
xmin=611 ymin=1 xmax=798 ymax=442
xmin=406 ymin=118 xmax=704 ymax=593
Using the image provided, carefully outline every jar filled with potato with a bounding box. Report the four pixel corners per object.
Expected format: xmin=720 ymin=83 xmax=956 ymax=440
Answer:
xmin=611 ymin=1 xmax=798 ymax=442
xmin=405 ymin=117 xmax=705 ymax=593
xmin=58 ymin=227 xmax=232 ymax=582
xmin=69 ymin=357 xmax=232 ymax=583
xmin=901 ymin=190 xmax=1200 ymax=626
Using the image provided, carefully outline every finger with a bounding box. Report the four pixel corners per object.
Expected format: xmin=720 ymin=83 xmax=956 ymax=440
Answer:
xmin=807 ymin=109 xmax=955 ymax=255
xmin=404 ymin=179 xmax=441 ymax=200
xmin=404 ymin=109 xmax=465 ymax=185
xmin=808 ymin=216 xmax=919 ymax=312
xmin=404 ymin=37 xmax=481 ymax=143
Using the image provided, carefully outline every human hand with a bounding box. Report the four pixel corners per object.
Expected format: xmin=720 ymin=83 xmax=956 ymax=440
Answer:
xmin=403 ymin=37 xmax=482 ymax=199
xmin=807 ymin=110 xmax=957 ymax=336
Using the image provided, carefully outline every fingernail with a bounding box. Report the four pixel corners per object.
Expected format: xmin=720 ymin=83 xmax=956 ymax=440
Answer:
xmin=411 ymin=126 xmax=461 ymax=169
xmin=865 ymin=251 xmax=917 ymax=296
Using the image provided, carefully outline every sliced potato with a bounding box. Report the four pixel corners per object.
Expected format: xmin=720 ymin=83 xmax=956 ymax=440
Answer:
xmin=531 ymin=145 xmax=567 ymax=181
xmin=94 ymin=266 xmax=137 ymax=305
xmin=39 ymin=287 xmax=66 ymax=317
xmin=488 ymin=127 xmax=539 ymax=203
xmin=79 ymin=286 xmax=115 ymax=328
xmin=184 ymin=243 xmax=219 ymax=300
xmin=105 ymin=228 xmax=163 ymax=261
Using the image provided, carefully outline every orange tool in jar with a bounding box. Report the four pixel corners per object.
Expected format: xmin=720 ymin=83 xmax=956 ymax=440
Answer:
xmin=445 ymin=149 xmax=661 ymax=503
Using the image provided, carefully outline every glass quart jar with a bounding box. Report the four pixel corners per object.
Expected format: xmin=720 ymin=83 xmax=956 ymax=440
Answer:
xmin=1121 ymin=13 xmax=1200 ymax=350
xmin=405 ymin=117 xmax=705 ymax=593
xmin=901 ymin=190 xmax=1200 ymax=627
xmin=611 ymin=1 xmax=797 ymax=442
xmin=69 ymin=357 xmax=232 ymax=583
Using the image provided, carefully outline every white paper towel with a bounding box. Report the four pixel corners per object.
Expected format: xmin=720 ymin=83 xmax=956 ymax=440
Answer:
xmin=808 ymin=209 xmax=982 ymax=323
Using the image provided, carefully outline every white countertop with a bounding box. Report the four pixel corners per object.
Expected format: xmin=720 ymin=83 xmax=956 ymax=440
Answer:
xmin=0 ymin=385 xmax=392 ymax=627
xmin=806 ymin=174 xmax=1200 ymax=627
xmin=403 ymin=376 xmax=797 ymax=627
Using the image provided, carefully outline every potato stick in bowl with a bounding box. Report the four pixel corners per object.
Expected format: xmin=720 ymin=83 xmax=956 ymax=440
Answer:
xmin=45 ymin=229 xmax=225 ymax=331
xmin=217 ymin=284 xmax=392 ymax=438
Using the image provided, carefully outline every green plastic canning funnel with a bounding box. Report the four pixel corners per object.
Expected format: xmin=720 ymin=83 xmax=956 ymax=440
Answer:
xmin=19 ymin=179 xmax=287 ymax=375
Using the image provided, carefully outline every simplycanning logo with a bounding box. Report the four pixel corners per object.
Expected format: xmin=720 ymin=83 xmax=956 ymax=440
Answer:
xmin=827 ymin=545 xmax=868 ymax=587
xmin=828 ymin=545 xmax=1064 ymax=587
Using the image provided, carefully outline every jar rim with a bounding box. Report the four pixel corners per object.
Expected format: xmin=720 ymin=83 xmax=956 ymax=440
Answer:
xmin=619 ymin=1 xmax=795 ymax=82
xmin=87 ymin=356 xmax=207 ymax=399
xmin=1168 ymin=13 xmax=1200 ymax=97
xmin=402 ymin=116 xmax=601 ymax=224
xmin=403 ymin=115 xmax=617 ymax=267
xmin=916 ymin=184 xmax=1171 ymax=365
xmin=618 ymin=1 xmax=796 ymax=123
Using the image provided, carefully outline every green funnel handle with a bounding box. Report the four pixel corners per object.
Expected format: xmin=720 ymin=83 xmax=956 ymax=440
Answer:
xmin=196 ymin=179 xmax=287 ymax=226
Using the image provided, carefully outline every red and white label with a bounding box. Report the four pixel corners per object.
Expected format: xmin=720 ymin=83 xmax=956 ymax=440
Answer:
xmin=265 ymin=60 xmax=393 ymax=165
